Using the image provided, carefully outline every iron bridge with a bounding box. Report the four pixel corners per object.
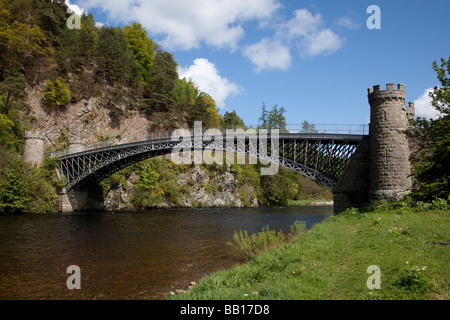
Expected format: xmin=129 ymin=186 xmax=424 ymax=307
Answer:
xmin=52 ymin=130 xmax=367 ymax=191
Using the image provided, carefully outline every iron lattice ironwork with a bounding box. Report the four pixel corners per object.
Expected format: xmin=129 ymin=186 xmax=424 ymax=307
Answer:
xmin=56 ymin=133 xmax=365 ymax=190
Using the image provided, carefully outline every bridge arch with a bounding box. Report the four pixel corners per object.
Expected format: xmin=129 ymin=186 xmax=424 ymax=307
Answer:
xmin=56 ymin=133 xmax=364 ymax=192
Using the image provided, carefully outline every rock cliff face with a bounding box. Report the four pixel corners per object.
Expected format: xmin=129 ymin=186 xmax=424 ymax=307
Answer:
xmin=104 ymin=164 xmax=259 ymax=211
xmin=25 ymin=83 xmax=155 ymax=151
xmin=24 ymin=84 xmax=258 ymax=210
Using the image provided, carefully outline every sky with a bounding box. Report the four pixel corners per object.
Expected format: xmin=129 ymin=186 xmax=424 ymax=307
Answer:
xmin=66 ymin=0 xmax=450 ymax=126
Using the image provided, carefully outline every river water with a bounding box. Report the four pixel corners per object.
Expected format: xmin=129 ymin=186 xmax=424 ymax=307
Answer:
xmin=0 ymin=206 xmax=333 ymax=300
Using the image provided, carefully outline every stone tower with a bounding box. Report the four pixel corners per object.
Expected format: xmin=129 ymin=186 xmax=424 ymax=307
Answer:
xmin=368 ymin=83 xmax=413 ymax=201
xmin=23 ymin=130 xmax=45 ymax=166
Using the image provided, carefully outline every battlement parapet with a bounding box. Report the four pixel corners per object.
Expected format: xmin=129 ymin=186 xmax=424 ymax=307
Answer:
xmin=23 ymin=130 xmax=45 ymax=166
xmin=24 ymin=130 xmax=45 ymax=141
xmin=368 ymin=83 xmax=406 ymax=103
xmin=406 ymin=102 xmax=415 ymax=120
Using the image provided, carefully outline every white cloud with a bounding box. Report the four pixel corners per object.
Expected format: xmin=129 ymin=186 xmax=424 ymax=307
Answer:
xmin=78 ymin=0 xmax=281 ymax=50
xmin=336 ymin=16 xmax=360 ymax=30
xmin=413 ymin=88 xmax=441 ymax=119
xmin=178 ymin=58 xmax=240 ymax=109
xmin=243 ymin=38 xmax=291 ymax=72
xmin=302 ymin=28 xmax=344 ymax=57
xmin=244 ymin=9 xmax=344 ymax=71
xmin=283 ymin=9 xmax=323 ymax=38
xmin=66 ymin=0 xmax=86 ymax=16
xmin=75 ymin=1 xmax=346 ymax=72
xmin=283 ymin=9 xmax=344 ymax=57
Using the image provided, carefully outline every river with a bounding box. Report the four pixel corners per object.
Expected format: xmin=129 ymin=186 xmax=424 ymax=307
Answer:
xmin=0 ymin=206 xmax=333 ymax=300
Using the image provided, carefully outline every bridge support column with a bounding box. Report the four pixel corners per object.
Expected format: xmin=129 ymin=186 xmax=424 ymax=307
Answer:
xmin=333 ymin=137 xmax=371 ymax=214
xmin=368 ymin=84 xmax=413 ymax=202
xmin=333 ymin=83 xmax=414 ymax=214
xmin=59 ymin=185 xmax=105 ymax=213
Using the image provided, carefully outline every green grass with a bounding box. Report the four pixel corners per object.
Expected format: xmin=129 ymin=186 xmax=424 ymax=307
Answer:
xmin=287 ymin=199 xmax=333 ymax=206
xmin=168 ymin=205 xmax=450 ymax=300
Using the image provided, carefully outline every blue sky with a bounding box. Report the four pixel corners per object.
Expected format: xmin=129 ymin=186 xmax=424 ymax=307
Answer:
xmin=67 ymin=0 xmax=449 ymax=126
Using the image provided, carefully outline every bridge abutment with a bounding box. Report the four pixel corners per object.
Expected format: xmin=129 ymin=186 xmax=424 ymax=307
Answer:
xmin=333 ymin=83 xmax=414 ymax=214
xmin=59 ymin=185 xmax=105 ymax=213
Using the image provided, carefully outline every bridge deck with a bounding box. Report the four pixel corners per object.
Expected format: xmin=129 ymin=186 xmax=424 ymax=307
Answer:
xmin=54 ymin=133 xmax=366 ymax=160
xmin=53 ymin=132 xmax=367 ymax=191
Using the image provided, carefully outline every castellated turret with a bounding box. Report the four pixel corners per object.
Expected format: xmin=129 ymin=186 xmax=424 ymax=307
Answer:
xmin=23 ymin=130 xmax=45 ymax=166
xmin=406 ymin=102 xmax=415 ymax=121
xmin=368 ymin=83 xmax=413 ymax=201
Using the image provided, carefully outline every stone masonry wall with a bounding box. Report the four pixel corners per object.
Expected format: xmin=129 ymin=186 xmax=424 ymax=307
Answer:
xmin=23 ymin=130 xmax=45 ymax=166
xmin=333 ymin=137 xmax=371 ymax=214
xmin=368 ymin=84 xmax=412 ymax=201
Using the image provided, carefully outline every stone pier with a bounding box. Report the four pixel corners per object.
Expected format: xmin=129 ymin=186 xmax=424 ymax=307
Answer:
xmin=333 ymin=83 xmax=414 ymax=214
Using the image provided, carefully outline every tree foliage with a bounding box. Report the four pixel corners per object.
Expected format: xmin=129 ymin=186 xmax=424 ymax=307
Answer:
xmin=258 ymin=103 xmax=287 ymax=130
xmin=0 ymin=160 xmax=31 ymax=213
xmin=96 ymin=26 xmax=135 ymax=86
xmin=409 ymin=57 xmax=450 ymax=201
xmin=223 ymin=110 xmax=245 ymax=128
xmin=301 ymin=121 xmax=317 ymax=133
xmin=43 ymin=77 xmax=72 ymax=108
xmin=123 ymin=23 xmax=155 ymax=84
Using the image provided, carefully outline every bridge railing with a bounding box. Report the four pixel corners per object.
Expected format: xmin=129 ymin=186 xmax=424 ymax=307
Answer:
xmin=47 ymin=124 xmax=368 ymax=158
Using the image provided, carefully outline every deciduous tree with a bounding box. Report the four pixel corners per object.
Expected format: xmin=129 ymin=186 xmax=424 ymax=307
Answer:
xmin=409 ymin=57 xmax=450 ymax=201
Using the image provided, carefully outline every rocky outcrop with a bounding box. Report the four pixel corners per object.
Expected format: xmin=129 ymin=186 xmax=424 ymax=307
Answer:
xmin=104 ymin=164 xmax=259 ymax=211
xmin=25 ymin=83 xmax=154 ymax=151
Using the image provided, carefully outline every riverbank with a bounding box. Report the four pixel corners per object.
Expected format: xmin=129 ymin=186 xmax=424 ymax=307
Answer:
xmin=287 ymin=199 xmax=333 ymax=206
xmin=169 ymin=204 xmax=450 ymax=300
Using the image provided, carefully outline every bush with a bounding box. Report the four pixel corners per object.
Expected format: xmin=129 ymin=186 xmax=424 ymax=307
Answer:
xmin=0 ymin=161 xmax=31 ymax=213
xmin=227 ymin=225 xmax=286 ymax=260
xmin=226 ymin=221 xmax=307 ymax=261
xmin=43 ymin=77 xmax=72 ymax=108
xmin=395 ymin=265 xmax=431 ymax=294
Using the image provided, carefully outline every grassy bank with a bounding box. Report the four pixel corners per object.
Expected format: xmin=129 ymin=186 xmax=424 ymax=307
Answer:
xmin=169 ymin=203 xmax=450 ymax=300
xmin=287 ymin=199 xmax=333 ymax=206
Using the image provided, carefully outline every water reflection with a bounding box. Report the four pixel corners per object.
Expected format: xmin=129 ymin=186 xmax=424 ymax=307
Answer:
xmin=0 ymin=206 xmax=333 ymax=300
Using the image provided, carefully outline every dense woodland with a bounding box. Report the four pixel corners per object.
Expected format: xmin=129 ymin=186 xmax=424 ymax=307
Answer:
xmin=0 ymin=0 xmax=333 ymax=213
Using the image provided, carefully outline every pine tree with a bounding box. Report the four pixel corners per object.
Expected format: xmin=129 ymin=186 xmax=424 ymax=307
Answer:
xmin=223 ymin=110 xmax=245 ymax=128
xmin=144 ymin=46 xmax=178 ymax=112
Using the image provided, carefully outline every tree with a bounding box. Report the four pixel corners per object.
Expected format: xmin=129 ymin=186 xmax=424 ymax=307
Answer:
xmin=0 ymin=71 xmax=27 ymax=112
xmin=33 ymin=0 xmax=68 ymax=47
xmin=301 ymin=121 xmax=317 ymax=133
xmin=258 ymin=103 xmax=268 ymax=128
xmin=0 ymin=160 xmax=31 ymax=213
xmin=188 ymin=92 xmax=221 ymax=127
xmin=409 ymin=57 xmax=450 ymax=201
xmin=144 ymin=46 xmax=178 ymax=112
xmin=258 ymin=103 xmax=287 ymax=131
xmin=0 ymin=0 xmax=53 ymax=76
xmin=173 ymin=77 xmax=199 ymax=112
xmin=123 ymin=23 xmax=155 ymax=84
xmin=223 ymin=110 xmax=245 ymax=128
xmin=43 ymin=77 xmax=72 ymax=108
xmin=96 ymin=26 xmax=134 ymax=86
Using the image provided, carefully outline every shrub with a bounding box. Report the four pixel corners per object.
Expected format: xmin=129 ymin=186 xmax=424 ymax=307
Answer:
xmin=395 ymin=265 xmax=430 ymax=294
xmin=43 ymin=78 xmax=72 ymax=108
xmin=288 ymin=220 xmax=306 ymax=238
xmin=430 ymin=197 xmax=450 ymax=210
xmin=227 ymin=225 xmax=287 ymax=260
